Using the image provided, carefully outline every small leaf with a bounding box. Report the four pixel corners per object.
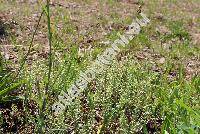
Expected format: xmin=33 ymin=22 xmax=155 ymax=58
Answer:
xmin=1 ymin=96 xmax=25 ymax=102
xmin=0 ymin=80 xmax=23 ymax=98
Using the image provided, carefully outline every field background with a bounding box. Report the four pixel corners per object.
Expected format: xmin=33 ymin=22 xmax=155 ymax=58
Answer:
xmin=0 ymin=0 xmax=199 ymax=133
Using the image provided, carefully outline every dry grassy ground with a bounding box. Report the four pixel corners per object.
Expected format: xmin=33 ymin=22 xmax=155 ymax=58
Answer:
xmin=0 ymin=0 xmax=199 ymax=133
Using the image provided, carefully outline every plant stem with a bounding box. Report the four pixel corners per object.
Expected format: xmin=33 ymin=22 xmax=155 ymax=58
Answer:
xmin=38 ymin=1 xmax=53 ymax=133
xmin=45 ymin=0 xmax=53 ymax=95
xmin=12 ymin=10 xmax=44 ymax=83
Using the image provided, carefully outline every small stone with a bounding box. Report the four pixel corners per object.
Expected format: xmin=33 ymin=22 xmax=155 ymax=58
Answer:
xmin=4 ymin=53 xmax=9 ymax=60
xmin=159 ymin=57 xmax=165 ymax=64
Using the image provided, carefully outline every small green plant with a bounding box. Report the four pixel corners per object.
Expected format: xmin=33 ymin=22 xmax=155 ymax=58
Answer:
xmin=0 ymin=52 xmax=23 ymax=103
